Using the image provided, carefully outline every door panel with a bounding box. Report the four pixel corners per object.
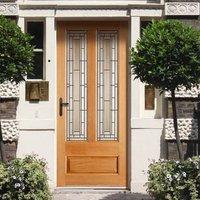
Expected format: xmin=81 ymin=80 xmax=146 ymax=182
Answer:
xmin=57 ymin=22 xmax=127 ymax=187
xmin=67 ymin=156 xmax=118 ymax=173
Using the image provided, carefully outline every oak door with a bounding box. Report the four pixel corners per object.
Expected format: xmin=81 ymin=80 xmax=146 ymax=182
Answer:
xmin=57 ymin=21 xmax=127 ymax=187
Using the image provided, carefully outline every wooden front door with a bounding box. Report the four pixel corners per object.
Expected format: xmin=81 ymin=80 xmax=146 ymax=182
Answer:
xmin=57 ymin=21 xmax=127 ymax=187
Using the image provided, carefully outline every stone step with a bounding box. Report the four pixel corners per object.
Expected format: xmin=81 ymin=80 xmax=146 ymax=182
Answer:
xmin=53 ymin=189 xmax=152 ymax=200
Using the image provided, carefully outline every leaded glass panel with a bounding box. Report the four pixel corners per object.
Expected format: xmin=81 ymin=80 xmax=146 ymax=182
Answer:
xmin=66 ymin=31 xmax=87 ymax=140
xmin=97 ymin=31 xmax=118 ymax=141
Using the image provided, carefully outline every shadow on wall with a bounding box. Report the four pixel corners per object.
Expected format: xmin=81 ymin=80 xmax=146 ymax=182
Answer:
xmin=100 ymin=193 xmax=152 ymax=200
xmin=160 ymin=128 xmax=168 ymax=159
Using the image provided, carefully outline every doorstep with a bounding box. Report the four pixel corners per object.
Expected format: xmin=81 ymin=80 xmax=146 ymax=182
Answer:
xmin=53 ymin=188 xmax=152 ymax=200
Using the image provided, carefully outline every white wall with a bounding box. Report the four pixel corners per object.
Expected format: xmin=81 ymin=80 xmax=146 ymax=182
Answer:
xmin=17 ymin=16 xmax=57 ymax=189
xmin=130 ymin=120 xmax=164 ymax=193
xmin=16 ymin=131 xmax=55 ymax=188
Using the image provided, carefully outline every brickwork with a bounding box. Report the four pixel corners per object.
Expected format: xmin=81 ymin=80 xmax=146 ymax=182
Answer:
xmin=181 ymin=20 xmax=200 ymax=29
xmin=0 ymin=98 xmax=18 ymax=119
xmin=167 ymin=100 xmax=197 ymax=118
xmin=2 ymin=142 xmax=17 ymax=162
xmin=0 ymin=98 xmax=18 ymax=161
xmin=167 ymin=141 xmax=198 ymax=160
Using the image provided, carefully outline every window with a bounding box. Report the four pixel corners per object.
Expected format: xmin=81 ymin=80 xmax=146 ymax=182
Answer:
xmin=26 ymin=21 xmax=44 ymax=79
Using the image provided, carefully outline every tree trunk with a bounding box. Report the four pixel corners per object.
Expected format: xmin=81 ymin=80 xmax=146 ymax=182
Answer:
xmin=171 ymin=90 xmax=184 ymax=161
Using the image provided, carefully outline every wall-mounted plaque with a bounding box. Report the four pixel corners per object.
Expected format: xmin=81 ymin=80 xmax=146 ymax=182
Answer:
xmin=26 ymin=81 xmax=49 ymax=101
xmin=145 ymin=85 xmax=155 ymax=110
xmin=29 ymin=82 xmax=40 ymax=100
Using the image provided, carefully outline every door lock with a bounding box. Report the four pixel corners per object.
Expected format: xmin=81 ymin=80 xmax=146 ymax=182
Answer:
xmin=59 ymin=98 xmax=69 ymax=116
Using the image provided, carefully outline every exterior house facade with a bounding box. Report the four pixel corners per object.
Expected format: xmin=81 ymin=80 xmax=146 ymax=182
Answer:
xmin=0 ymin=0 xmax=199 ymax=193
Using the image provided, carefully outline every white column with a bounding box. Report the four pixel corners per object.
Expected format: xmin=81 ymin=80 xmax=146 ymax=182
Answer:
xmin=45 ymin=17 xmax=57 ymax=189
xmin=130 ymin=16 xmax=141 ymax=193
xmin=17 ymin=17 xmax=25 ymax=120
xmin=17 ymin=17 xmax=25 ymax=32
xmin=130 ymin=15 xmax=164 ymax=194
xmin=131 ymin=16 xmax=141 ymax=119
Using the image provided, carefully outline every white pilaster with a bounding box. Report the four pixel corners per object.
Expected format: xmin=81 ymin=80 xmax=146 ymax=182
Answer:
xmin=130 ymin=14 xmax=164 ymax=194
xmin=131 ymin=16 xmax=142 ymax=119
xmin=45 ymin=16 xmax=57 ymax=189
xmin=17 ymin=17 xmax=25 ymax=32
xmin=130 ymin=16 xmax=141 ymax=193
xmin=17 ymin=17 xmax=25 ymax=121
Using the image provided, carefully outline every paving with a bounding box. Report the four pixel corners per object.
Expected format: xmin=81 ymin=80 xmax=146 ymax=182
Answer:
xmin=53 ymin=190 xmax=152 ymax=200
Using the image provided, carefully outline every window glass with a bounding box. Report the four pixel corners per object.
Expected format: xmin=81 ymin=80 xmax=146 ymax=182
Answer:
xmin=27 ymin=22 xmax=44 ymax=49
xmin=27 ymin=52 xmax=43 ymax=79
xmin=26 ymin=21 xmax=44 ymax=79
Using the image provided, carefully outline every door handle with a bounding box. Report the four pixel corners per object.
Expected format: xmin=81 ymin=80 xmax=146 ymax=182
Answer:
xmin=59 ymin=98 xmax=69 ymax=116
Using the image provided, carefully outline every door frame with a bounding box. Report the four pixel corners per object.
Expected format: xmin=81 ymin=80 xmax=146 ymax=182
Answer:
xmin=57 ymin=21 xmax=128 ymax=187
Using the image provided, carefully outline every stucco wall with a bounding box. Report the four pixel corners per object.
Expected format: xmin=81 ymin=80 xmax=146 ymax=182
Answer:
xmin=130 ymin=119 xmax=164 ymax=193
xmin=16 ymin=17 xmax=57 ymax=189
xmin=16 ymin=131 xmax=55 ymax=188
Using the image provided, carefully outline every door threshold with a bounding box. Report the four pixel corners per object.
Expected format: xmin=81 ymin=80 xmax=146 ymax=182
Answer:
xmin=54 ymin=187 xmax=130 ymax=194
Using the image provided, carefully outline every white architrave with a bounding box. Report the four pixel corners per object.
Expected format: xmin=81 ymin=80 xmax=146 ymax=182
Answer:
xmin=165 ymin=2 xmax=200 ymax=16
xmin=19 ymin=9 xmax=55 ymax=17
xmin=56 ymin=9 xmax=128 ymax=18
xmin=131 ymin=7 xmax=163 ymax=17
xmin=18 ymin=0 xmax=161 ymax=7
xmin=0 ymin=3 xmax=18 ymax=16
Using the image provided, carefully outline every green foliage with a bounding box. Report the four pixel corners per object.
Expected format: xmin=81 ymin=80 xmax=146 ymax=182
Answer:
xmin=0 ymin=15 xmax=34 ymax=84
xmin=147 ymin=157 xmax=200 ymax=200
xmin=0 ymin=155 xmax=52 ymax=200
xmin=131 ymin=20 xmax=200 ymax=92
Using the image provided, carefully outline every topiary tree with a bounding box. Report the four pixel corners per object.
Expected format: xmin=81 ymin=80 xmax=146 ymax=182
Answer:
xmin=0 ymin=15 xmax=34 ymax=162
xmin=131 ymin=20 xmax=200 ymax=161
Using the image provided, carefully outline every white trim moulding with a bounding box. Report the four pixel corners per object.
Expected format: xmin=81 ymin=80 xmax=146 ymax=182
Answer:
xmin=0 ymin=3 xmax=18 ymax=16
xmin=55 ymin=9 xmax=129 ymax=18
xmin=165 ymin=2 xmax=200 ymax=16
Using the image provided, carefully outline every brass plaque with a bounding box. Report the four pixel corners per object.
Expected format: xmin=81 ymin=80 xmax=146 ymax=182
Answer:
xmin=145 ymin=85 xmax=155 ymax=110
xmin=26 ymin=81 xmax=49 ymax=101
